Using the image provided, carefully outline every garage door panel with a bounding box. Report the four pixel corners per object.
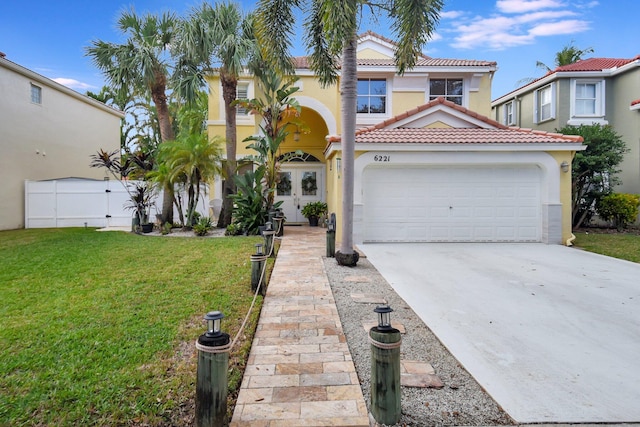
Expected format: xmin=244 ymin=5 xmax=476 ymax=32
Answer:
xmin=363 ymin=165 xmax=541 ymax=243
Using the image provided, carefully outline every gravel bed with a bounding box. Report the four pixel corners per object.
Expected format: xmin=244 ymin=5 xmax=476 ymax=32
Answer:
xmin=323 ymin=256 xmax=514 ymax=426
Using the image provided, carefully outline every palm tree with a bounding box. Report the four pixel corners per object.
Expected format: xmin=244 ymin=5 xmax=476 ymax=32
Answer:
xmin=256 ymin=0 xmax=443 ymax=266
xmin=177 ymin=1 xmax=258 ymax=228
xmin=237 ymin=70 xmax=304 ymax=211
xmin=536 ymin=40 xmax=594 ymax=73
xmin=159 ymin=133 xmax=222 ymax=227
xmin=518 ymin=41 xmax=594 ymax=86
xmin=86 ymin=9 xmax=178 ymax=224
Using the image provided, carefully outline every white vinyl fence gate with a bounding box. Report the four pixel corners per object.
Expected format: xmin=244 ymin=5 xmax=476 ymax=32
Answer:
xmin=25 ymin=178 xmax=209 ymax=229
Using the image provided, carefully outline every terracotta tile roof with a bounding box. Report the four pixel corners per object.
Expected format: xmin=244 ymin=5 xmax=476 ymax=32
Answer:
xmin=292 ymin=30 xmax=496 ymax=70
xmin=554 ymin=56 xmax=640 ymax=72
xmin=293 ymin=56 xmax=496 ymax=69
xmin=357 ymin=30 xmax=430 ymax=59
xmin=351 ymin=127 xmax=583 ymax=144
xmin=631 ymin=99 xmax=640 ymax=106
xmin=293 ymin=56 xmax=494 ymax=69
xmin=327 ymin=97 xmax=583 ymax=145
xmin=361 ymin=97 xmax=507 ymax=131
xmin=495 ymin=56 xmax=640 ymax=102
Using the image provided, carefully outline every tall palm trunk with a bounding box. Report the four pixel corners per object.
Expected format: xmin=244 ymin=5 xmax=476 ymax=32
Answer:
xmin=218 ymin=72 xmax=238 ymax=228
xmin=151 ymin=78 xmax=175 ymax=224
xmin=336 ymin=34 xmax=358 ymax=265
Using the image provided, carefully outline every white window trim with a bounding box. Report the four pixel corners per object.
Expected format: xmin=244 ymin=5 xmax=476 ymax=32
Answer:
xmin=356 ymin=76 xmax=391 ymax=125
xmin=30 ymin=83 xmax=42 ymax=105
xmin=503 ymin=100 xmax=516 ymax=126
xmin=533 ymin=83 xmax=556 ymax=124
xmin=568 ymin=78 xmax=608 ymax=126
xmin=427 ymin=77 xmax=465 ymax=107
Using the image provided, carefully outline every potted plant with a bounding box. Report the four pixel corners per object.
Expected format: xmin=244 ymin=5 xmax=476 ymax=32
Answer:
xmin=301 ymin=201 xmax=328 ymax=226
xmin=125 ymin=183 xmax=156 ymax=233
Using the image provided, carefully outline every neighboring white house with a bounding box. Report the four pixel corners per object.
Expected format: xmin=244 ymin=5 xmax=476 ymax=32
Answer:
xmin=0 ymin=52 xmax=123 ymax=230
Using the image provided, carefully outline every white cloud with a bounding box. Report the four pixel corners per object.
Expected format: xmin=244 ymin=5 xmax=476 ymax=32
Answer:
xmin=428 ymin=32 xmax=443 ymax=42
xmin=496 ymin=0 xmax=565 ymax=13
xmin=52 ymin=78 xmax=95 ymax=91
xmin=440 ymin=10 xmax=465 ymax=19
xmin=528 ymin=19 xmax=591 ymax=36
xmin=447 ymin=1 xmax=590 ymax=50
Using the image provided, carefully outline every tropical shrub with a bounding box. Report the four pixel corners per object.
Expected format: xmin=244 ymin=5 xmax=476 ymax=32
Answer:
xmin=596 ymin=193 xmax=640 ymax=230
xmin=192 ymin=216 xmax=214 ymax=236
xmin=556 ymin=124 xmax=627 ymax=228
xmin=231 ymin=168 xmax=268 ymax=235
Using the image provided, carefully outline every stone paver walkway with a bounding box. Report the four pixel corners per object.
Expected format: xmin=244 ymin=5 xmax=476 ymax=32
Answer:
xmin=230 ymin=226 xmax=369 ymax=427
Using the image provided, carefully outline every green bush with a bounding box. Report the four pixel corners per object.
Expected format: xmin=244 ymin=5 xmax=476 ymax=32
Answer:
xmin=192 ymin=216 xmax=213 ymax=236
xmin=596 ymin=193 xmax=640 ymax=230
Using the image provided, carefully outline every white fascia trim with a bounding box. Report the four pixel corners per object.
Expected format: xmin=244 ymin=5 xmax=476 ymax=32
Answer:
xmin=630 ymin=103 xmax=640 ymax=111
xmin=420 ymin=66 xmax=496 ymax=74
xmin=325 ymin=142 xmax=585 ymax=156
xmin=610 ymin=59 xmax=640 ymax=76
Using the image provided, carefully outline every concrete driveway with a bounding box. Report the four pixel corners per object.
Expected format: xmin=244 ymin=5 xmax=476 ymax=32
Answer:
xmin=360 ymin=243 xmax=640 ymax=424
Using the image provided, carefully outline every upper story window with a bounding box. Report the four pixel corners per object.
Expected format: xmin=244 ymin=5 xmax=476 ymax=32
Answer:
xmin=503 ymin=100 xmax=516 ymax=126
xmin=357 ymin=78 xmax=386 ymax=114
xmin=568 ymin=79 xmax=607 ymax=125
xmin=236 ymin=83 xmax=249 ymax=116
xmin=30 ymin=84 xmax=42 ymax=104
xmin=534 ymin=83 xmax=555 ymax=123
xmin=429 ymin=78 xmax=463 ymax=105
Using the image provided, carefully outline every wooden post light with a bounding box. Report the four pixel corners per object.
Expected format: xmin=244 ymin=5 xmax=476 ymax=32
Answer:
xmin=196 ymin=311 xmax=230 ymax=427
xmin=370 ymin=304 xmax=402 ymax=425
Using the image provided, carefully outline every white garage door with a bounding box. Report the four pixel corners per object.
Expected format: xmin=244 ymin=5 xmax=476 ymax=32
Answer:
xmin=363 ymin=165 xmax=541 ymax=242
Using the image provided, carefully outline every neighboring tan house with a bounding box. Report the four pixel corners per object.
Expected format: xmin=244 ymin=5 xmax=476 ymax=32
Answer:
xmin=0 ymin=52 xmax=124 ymax=230
xmin=491 ymin=56 xmax=640 ymax=197
xmin=207 ymin=31 xmax=584 ymax=245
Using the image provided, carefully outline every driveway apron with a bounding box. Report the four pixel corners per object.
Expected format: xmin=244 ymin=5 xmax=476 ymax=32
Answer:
xmin=360 ymin=242 xmax=640 ymax=424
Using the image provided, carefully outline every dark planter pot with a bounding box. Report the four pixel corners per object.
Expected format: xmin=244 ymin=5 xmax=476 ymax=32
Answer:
xmin=308 ymin=216 xmax=319 ymax=227
xmin=141 ymin=223 xmax=154 ymax=233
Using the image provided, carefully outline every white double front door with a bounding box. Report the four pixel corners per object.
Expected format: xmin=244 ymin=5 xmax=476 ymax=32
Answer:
xmin=274 ymin=165 xmax=325 ymax=223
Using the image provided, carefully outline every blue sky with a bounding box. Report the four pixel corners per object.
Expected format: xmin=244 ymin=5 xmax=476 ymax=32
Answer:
xmin=1 ymin=0 xmax=637 ymax=99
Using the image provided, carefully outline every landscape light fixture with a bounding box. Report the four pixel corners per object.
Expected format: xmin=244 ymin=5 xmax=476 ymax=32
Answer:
xmin=255 ymin=243 xmax=264 ymax=256
xmin=204 ymin=311 xmax=224 ymax=338
xmin=374 ymin=304 xmax=393 ymax=330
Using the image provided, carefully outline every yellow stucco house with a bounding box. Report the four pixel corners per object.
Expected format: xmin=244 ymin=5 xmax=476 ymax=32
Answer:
xmin=206 ymin=31 xmax=584 ymax=245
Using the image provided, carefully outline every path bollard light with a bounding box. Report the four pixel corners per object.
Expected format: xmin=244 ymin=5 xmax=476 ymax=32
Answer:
xmin=250 ymin=244 xmax=267 ymax=294
xmin=263 ymin=222 xmax=275 ymax=257
xmin=274 ymin=209 xmax=285 ymax=237
xmin=196 ymin=311 xmax=230 ymax=427
xmin=369 ymin=304 xmax=402 ymax=425
xmin=326 ymin=215 xmax=336 ymax=258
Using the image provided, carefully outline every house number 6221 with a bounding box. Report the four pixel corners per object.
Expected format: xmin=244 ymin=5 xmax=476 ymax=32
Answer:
xmin=374 ymin=155 xmax=390 ymax=162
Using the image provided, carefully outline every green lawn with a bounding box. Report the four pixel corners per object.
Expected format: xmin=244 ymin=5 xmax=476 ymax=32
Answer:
xmin=0 ymin=228 xmax=266 ymax=426
xmin=573 ymin=230 xmax=640 ymax=263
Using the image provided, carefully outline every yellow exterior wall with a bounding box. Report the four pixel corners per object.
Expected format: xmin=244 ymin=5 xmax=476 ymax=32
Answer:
xmin=548 ymin=151 xmax=577 ymax=245
xmin=391 ymin=92 xmax=424 ymax=116
xmin=357 ymin=48 xmax=392 ymax=60
xmin=468 ymin=74 xmax=493 ymax=117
